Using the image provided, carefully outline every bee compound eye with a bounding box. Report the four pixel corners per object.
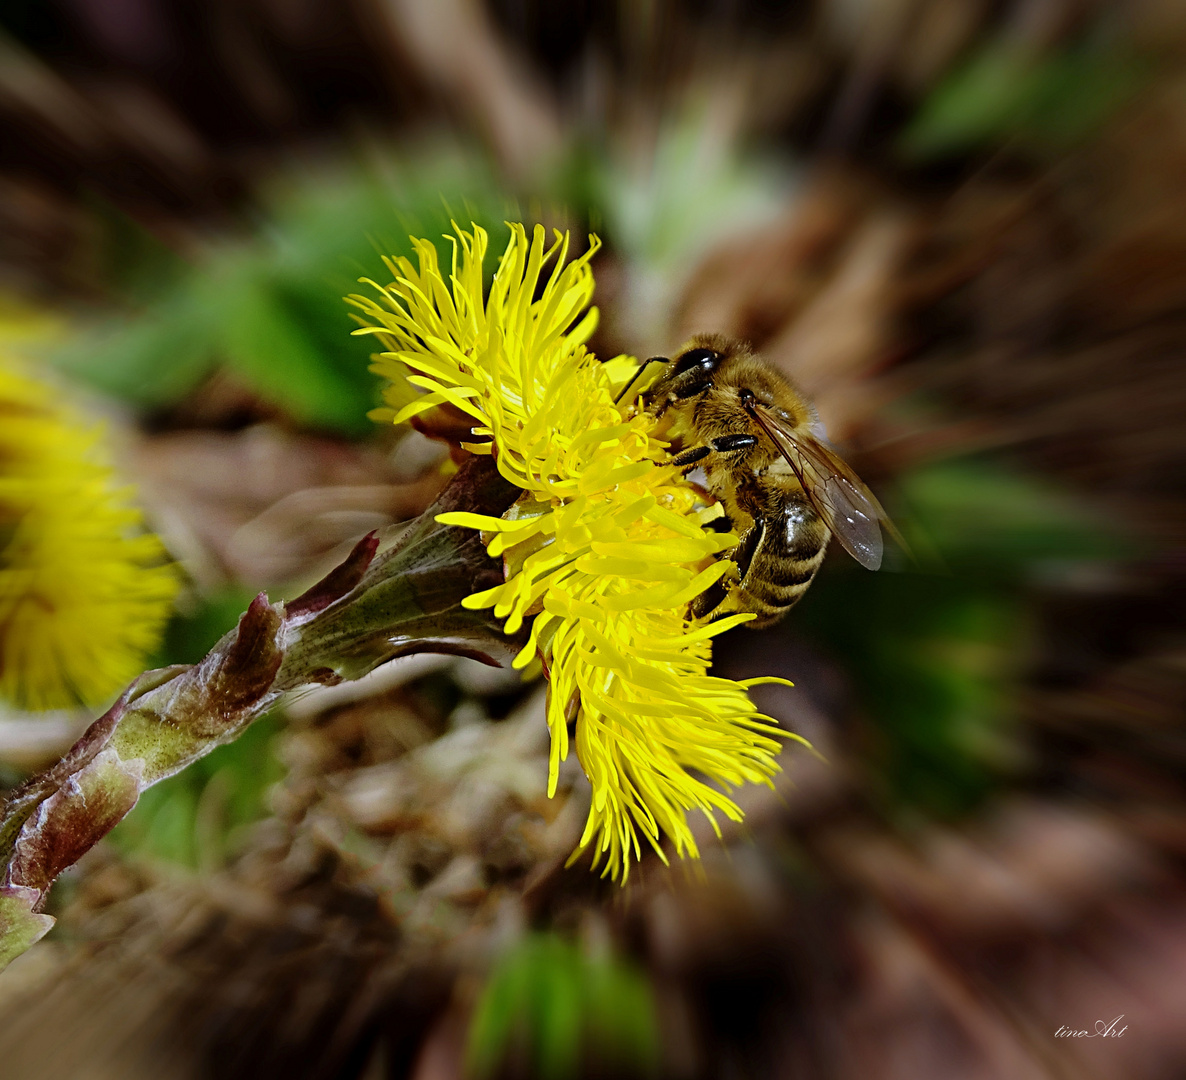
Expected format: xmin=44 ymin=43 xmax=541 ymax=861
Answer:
xmin=672 ymin=348 xmax=720 ymax=377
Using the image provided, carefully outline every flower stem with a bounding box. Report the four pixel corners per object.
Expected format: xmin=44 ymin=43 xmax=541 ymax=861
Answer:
xmin=0 ymin=457 xmax=520 ymax=972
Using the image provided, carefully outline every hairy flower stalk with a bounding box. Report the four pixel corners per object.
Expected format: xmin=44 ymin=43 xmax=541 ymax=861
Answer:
xmin=351 ymin=223 xmax=797 ymax=880
xmin=0 ymin=460 xmax=522 ymax=972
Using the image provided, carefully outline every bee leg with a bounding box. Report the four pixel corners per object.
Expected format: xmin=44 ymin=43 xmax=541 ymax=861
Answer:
xmin=733 ymin=514 xmax=765 ymax=584
xmin=672 ymin=445 xmax=711 ymax=468
xmin=691 ymin=513 xmax=764 ymax=621
xmin=671 ymin=433 xmax=757 ymax=468
xmin=711 ymin=434 xmax=758 ymax=452
xmin=691 ymin=579 xmax=729 ymax=620
xmin=692 ymin=511 xmax=735 ymax=617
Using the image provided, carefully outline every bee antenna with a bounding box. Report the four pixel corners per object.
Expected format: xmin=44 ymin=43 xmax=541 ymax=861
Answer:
xmin=614 ymin=356 xmax=669 ymax=405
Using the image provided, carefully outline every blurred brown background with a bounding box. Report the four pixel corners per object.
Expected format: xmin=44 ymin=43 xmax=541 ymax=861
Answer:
xmin=1 ymin=1 xmax=1185 ymax=1078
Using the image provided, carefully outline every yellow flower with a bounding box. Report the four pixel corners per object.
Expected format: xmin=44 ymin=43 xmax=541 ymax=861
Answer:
xmin=0 ymin=355 xmax=178 ymax=710
xmin=350 ymin=223 xmax=799 ymax=880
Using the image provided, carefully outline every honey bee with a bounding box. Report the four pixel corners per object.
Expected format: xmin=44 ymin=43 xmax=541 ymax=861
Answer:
xmin=621 ymin=334 xmax=897 ymax=628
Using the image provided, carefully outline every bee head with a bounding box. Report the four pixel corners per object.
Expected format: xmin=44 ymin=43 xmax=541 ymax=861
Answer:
xmin=731 ymin=366 xmax=813 ymax=431
xmin=670 ymin=347 xmax=721 ymax=378
xmin=651 ymin=345 xmax=723 ymax=404
xmin=652 ymin=335 xmax=747 ymax=398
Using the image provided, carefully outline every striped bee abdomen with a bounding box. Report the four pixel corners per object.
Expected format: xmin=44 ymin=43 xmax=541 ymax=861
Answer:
xmin=733 ymin=494 xmax=829 ymax=627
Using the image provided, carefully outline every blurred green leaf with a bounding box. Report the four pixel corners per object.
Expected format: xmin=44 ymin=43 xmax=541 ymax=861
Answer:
xmin=54 ymin=147 xmax=521 ymax=434
xmin=467 ymin=934 xmax=660 ymax=1080
xmin=596 ymin=103 xmax=793 ymax=272
xmin=212 ymin=259 xmax=376 ymax=435
xmin=56 ymin=293 xmax=217 ymax=407
xmin=902 ymin=37 xmax=1144 ymax=161
xmin=83 ymin=196 xmax=192 ymax=304
xmin=799 ymin=570 xmax=1022 ymax=817
xmin=898 ymin=458 xmax=1128 ymax=573
xmin=533 ymin=945 xmax=582 ymax=1080
xmin=796 ymin=457 xmax=1131 ymax=817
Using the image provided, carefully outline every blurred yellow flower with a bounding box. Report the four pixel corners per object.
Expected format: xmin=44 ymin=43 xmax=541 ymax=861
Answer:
xmin=351 ymin=223 xmax=798 ymax=880
xmin=0 ymin=356 xmax=178 ymax=711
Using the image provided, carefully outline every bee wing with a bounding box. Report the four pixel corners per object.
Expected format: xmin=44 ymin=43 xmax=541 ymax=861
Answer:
xmin=750 ymin=403 xmax=889 ymax=571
